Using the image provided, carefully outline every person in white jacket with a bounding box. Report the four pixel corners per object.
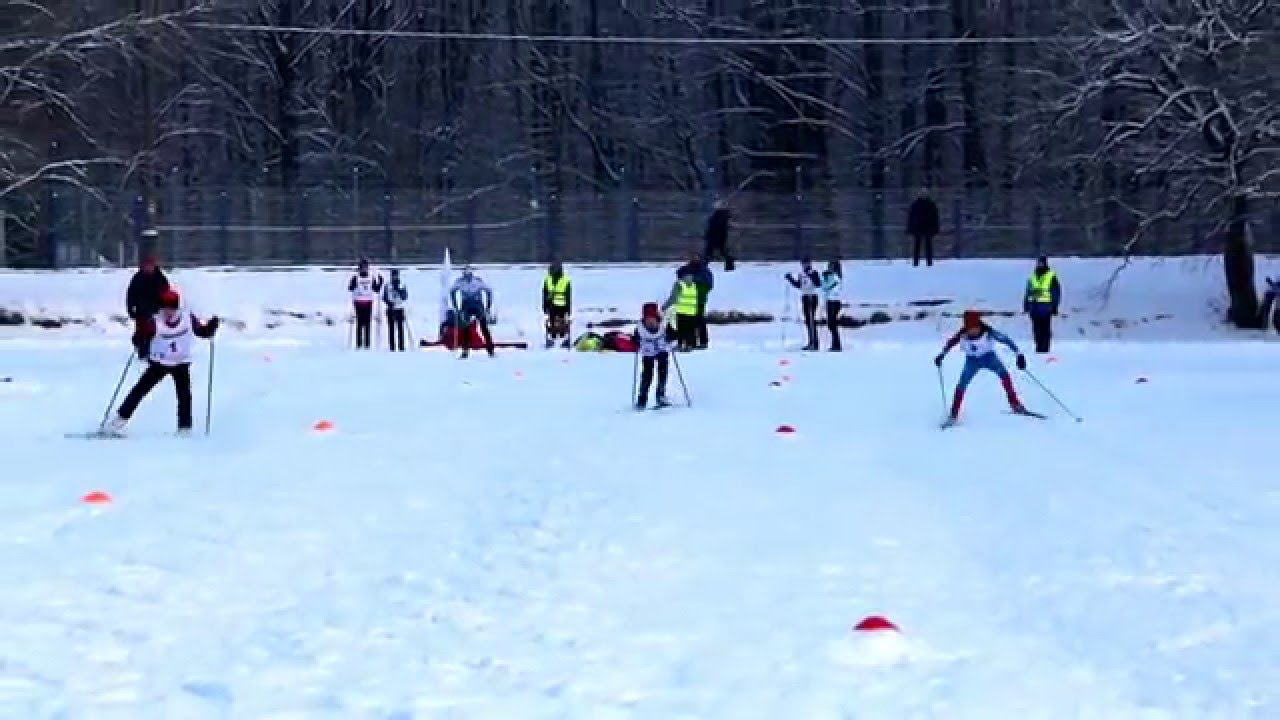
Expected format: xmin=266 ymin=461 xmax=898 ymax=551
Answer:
xmin=821 ymin=260 xmax=843 ymax=352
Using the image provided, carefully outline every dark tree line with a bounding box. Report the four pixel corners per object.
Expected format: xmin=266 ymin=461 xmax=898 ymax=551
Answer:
xmin=2 ymin=0 xmax=1276 ymax=324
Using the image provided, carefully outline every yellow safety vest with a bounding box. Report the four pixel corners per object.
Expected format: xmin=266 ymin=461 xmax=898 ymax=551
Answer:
xmin=544 ymin=275 xmax=570 ymax=308
xmin=675 ymin=280 xmax=699 ymax=316
xmin=1028 ymin=270 xmax=1056 ymax=304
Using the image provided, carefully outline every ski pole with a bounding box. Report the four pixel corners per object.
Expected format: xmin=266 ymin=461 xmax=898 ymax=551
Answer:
xmin=671 ymin=351 xmax=692 ymax=407
xmin=1022 ymin=367 xmax=1082 ymax=423
xmin=936 ymin=364 xmax=948 ymax=417
xmin=100 ymin=350 xmax=136 ymax=431
xmin=205 ymin=336 xmax=216 ymax=436
xmin=630 ymin=349 xmax=639 ymax=405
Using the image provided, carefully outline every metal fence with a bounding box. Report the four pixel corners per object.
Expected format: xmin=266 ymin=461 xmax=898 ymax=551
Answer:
xmin=5 ymin=183 xmax=1278 ymax=268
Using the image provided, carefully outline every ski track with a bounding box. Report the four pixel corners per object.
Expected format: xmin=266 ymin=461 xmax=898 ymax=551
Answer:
xmin=0 ymin=340 xmax=1278 ymax=718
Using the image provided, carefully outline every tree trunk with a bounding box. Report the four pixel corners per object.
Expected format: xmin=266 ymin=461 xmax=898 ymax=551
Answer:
xmin=1223 ymin=194 xmax=1261 ymax=328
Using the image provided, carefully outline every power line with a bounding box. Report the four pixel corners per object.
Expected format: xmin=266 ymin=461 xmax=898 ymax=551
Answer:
xmin=188 ymin=22 xmax=1084 ymax=46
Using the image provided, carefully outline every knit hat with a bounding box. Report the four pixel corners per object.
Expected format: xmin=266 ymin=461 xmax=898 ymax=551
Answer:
xmin=642 ymin=302 xmax=660 ymax=320
xmin=160 ymin=289 xmax=181 ymax=309
xmin=963 ymin=309 xmax=982 ymax=329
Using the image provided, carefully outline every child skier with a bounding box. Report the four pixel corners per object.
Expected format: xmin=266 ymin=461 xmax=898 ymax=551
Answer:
xmin=633 ymin=302 xmax=676 ymax=409
xmin=348 ymin=258 xmax=383 ymax=349
xmin=450 ymin=266 xmax=495 ymax=358
xmin=108 ymin=289 xmax=219 ymax=436
xmin=934 ymin=310 xmax=1029 ymax=424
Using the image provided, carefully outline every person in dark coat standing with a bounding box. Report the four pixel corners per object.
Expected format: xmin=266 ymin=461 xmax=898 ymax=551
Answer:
xmin=677 ymin=251 xmax=714 ymax=349
xmin=703 ymin=203 xmax=735 ymax=270
xmin=1023 ymin=255 xmax=1062 ymax=353
xmin=382 ymin=268 xmax=409 ymax=352
xmin=906 ymin=189 xmax=940 ymax=267
xmin=126 ymin=255 xmax=171 ymax=359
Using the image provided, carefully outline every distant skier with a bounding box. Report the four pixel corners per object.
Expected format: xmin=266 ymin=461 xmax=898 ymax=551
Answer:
xmin=661 ymin=270 xmax=701 ymax=352
xmin=821 ymin=260 xmax=843 ymax=352
xmin=1023 ymin=255 xmax=1061 ymax=353
xmin=543 ymin=261 xmax=572 ymax=348
xmin=633 ymin=302 xmax=676 ymax=409
xmin=934 ymin=310 xmax=1029 ymax=424
xmin=348 ymin=258 xmax=383 ymax=350
xmin=1260 ymin=276 xmax=1279 ymax=333
xmin=126 ymin=254 xmax=171 ymax=359
xmin=450 ymin=266 xmax=495 ymax=358
xmin=107 ymin=289 xmax=219 ymax=436
xmin=785 ymin=258 xmax=822 ymax=351
xmin=382 ymin=268 xmax=409 ymax=352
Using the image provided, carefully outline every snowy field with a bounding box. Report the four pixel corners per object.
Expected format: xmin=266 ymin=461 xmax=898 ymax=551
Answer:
xmin=1 ymin=257 xmax=1279 ymax=718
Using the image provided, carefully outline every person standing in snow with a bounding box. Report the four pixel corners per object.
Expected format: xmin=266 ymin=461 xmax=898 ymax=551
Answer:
xmin=542 ymin=261 xmax=572 ymax=348
xmin=382 ymin=268 xmax=409 ymax=352
xmin=703 ymin=203 xmax=735 ymax=270
xmin=126 ymin=255 xmax=171 ymax=359
xmin=1023 ymin=255 xmax=1062 ymax=354
xmin=934 ymin=310 xmax=1028 ymax=423
xmin=907 ymin=188 xmax=940 ymax=267
xmin=821 ymin=260 xmax=844 ymax=352
xmin=107 ymin=289 xmax=219 ymax=436
xmin=661 ymin=270 xmax=701 ymax=352
xmin=786 ymin=258 xmax=822 ymax=351
xmin=348 ymin=258 xmax=383 ymax=350
xmin=676 ymin=251 xmax=714 ymax=349
xmin=450 ymin=266 xmax=495 ymax=358
xmin=632 ymin=302 xmax=676 ymax=409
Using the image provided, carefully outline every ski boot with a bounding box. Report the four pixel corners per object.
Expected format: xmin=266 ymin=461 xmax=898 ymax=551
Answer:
xmin=655 ymin=393 xmax=672 ymax=409
xmin=175 ymin=428 xmax=192 ymax=438
xmin=635 ymin=395 xmax=648 ymax=411
xmin=104 ymin=415 xmax=128 ymax=437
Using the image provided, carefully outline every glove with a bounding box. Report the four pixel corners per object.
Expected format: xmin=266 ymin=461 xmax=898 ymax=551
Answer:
xmin=208 ymin=316 xmax=220 ymax=336
xmin=933 ymin=353 xmax=944 ymax=367
xmin=1016 ymin=354 xmax=1027 ymax=371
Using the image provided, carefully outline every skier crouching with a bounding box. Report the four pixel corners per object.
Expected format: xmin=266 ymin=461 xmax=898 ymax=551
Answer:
xmin=108 ymin=289 xmax=219 ymax=436
xmin=633 ymin=302 xmax=676 ymax=409
xmin=935 ymin=310 xmax=1027 ymax=423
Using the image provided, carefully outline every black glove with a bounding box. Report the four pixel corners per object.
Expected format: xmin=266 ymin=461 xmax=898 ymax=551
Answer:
xmin=207 ymin=316 xmax=221 ymax=336
xmin=934 ymin=353 xmax=944 ymax=367
xmin=1016 ymin=354 xmax=1027 ymax=371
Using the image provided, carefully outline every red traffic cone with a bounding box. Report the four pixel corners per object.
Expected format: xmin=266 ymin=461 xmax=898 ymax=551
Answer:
xmin=853 ymin=615 xmax=899 ymax=633
xmin=312 ymin=420 xmax=335 ymax=433
xmin=82 ymin=491 xmax=112 ymax=505
xmin=775 ymin=424 xmax=797 ymax=435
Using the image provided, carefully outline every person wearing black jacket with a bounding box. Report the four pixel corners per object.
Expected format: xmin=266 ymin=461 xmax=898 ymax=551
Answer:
xmin=786 ymin=258 xmax=822 ymax=351
xmin=676 ymin=252 xmax=714 ymax=349
xmin=703 ymin=203 xmax=735 ymax=270
xmin=382 ymin=269 xmax=409 ymax=352
xmin=126 ymin=255 xmax=171 ymax=359
xmin=907 ymin=190 xmax=940 ymax=267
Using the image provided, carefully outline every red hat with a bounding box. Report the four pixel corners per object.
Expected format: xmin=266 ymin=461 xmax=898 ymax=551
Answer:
xmin=642 ymin=302 xmax=660 ymax=320
xmin=963 ymin=310 xmax=982 ymax=329
xmin=160 ymin=289 xmax=181 ymax=309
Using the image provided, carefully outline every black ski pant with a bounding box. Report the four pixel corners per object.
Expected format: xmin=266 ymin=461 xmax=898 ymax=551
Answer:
xmin=674 ymin=313 xmax=698 ymax=351
xmin=546 ymin=307 xmax=570 ymax=340
xmin=1030 ymin=312 xmax=1053 ymax=353
xmin=912 ymin=233 xmax=935 ymax=267
xmin=695 ymin=292 xmax=709 ymax=349
xmin=386 ymin=307 xmax=406 ymax=351
xmin=118 ymin=362 xmax=193 ymax=429
xmin=638 ymin=353 xmax=669 ymax=401
xmin=459 ymin=309 xmax=495 ymax=356
xmin=354 ymin=302 xmax=373 ymax=349
xmin=801 ymin=295 xmax=820 ymax=349
xmin=826 ymin=300 xmax=843 ymax=351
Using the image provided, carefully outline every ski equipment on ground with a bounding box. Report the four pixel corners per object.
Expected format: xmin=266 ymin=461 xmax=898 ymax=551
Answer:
xmin=1021 ymin=367 xmax=1082 ymax=422
xmin=99 ymin=351 xmax=136 ymax=433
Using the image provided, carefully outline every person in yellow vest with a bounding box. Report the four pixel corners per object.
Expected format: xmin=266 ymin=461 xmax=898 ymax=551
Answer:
xmin=542 ymin=261 xmax=572 ymax=348
xmin=1023 ymin=255 xmax=1062 ymax=353
xmin=662 ymin=271 xmax=701 ymax=352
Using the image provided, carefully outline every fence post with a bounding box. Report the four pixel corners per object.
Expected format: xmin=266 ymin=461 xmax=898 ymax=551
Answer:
xmin=352 ymin=166 xmax=361 ymax=260
xmin=792 ymin=166 xmax=804 ymax=259
xmin=870 ymin=193 xmax=886 ymax=260
xmin=0 ymin=198 xmax=7 ymax=267
xmin=546 ymin=193 xmax=560 ymax=263
xmin=46 ymin=187 xmax=60 ymax=269
xmin=952 ymin=195 xmax=965 ymax=258
xmin=383 ymin=192 xmax=394 ymax=261
xmin=628 ymin=197 xmax=641 ymax=262
xmin=1031 ymin=202 xmax=1043 ymax=257
xmin=299 ymin=191 xmax=311 ymax=264
xmin=465 ymin=194 xmax=477 ymax=263
xmin=130 ymin=194 xmax=147 ymax=264
xmin=217 ymin=190 xmax=230 ymax=266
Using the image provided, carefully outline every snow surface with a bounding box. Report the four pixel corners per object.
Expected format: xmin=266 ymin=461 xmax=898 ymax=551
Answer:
xmin=1 ymin=258 xmax=1279 ymax=718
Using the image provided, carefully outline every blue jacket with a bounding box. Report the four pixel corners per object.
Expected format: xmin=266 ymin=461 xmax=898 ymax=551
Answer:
xmin=678 ymin=261 xmax=714 ymax=293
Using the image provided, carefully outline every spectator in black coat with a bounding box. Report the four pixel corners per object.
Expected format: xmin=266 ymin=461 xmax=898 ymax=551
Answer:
xmin=906 ymin=189 xmax=940 ymax=267
xmin=126 ymin=255 xmax=171 ymax=358
xmin=703 ymin=203 xmax=734 ymax=270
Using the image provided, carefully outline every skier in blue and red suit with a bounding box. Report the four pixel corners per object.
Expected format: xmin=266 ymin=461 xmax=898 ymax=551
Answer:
xmin=935 ymin=309 xmax=1028 ymax=422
